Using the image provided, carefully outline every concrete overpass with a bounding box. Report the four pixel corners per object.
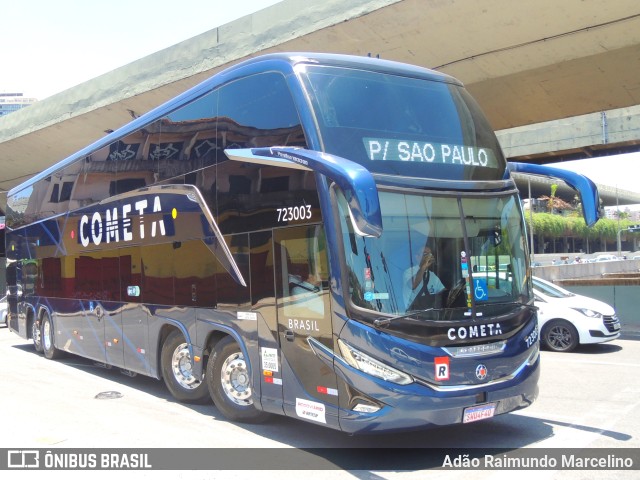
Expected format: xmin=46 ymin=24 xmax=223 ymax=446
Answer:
xmin=2 ymin=0 xmax=640 ymax=209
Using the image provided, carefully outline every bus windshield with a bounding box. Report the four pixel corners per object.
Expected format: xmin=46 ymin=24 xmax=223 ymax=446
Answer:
xmin=300 ymin=65 xmax=506 ymax=181
xmin=336 ymin=189 xmax=531 ymax=323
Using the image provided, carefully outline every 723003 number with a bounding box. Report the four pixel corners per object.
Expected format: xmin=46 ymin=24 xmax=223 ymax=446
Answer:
xmin=277 ymin=205 xmax=313 ymax=222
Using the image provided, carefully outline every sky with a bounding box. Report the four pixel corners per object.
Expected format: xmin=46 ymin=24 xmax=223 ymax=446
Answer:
xmin=549 ymin=153 xmax=640 ymax=197
xmin=2 ymin=0 xmax=280 ymax=99
xmin=1 ymin=0 xmax=639 ymax=196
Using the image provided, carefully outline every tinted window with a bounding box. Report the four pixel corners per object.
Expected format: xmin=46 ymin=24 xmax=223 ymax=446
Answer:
xmin=301 ymin=66 xmax=506 ymax=181
xmin=109 ymin=178 xmax=146 ymax=196
xmin=194 ymin=72 xmax=316 ymax=234
xmin=74 ymin=255 xmax=121 ymax=301
xmin=60 ymin=182 xmax=74 ymax=202
xmin=217 ymin=73 xmax=302 ymax=130
xmin=212 ymin=163 xmax=322 ymax=235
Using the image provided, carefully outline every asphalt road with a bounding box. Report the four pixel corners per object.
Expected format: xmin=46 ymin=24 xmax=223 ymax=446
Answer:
xmin=1 ymin=325 xmax=638 ymax=480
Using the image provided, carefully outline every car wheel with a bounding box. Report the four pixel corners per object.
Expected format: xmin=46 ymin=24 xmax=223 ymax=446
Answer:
xmin=542 ymin=319 xmax=579 ymax=352
xmin=160 ymin=330 xmax=210 ymax=404
xmin=206 ymin=336 xmax=270 ymax=423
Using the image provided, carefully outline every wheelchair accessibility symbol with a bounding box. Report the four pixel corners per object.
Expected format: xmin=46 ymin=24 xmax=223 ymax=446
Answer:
xmin=474 ymin=279 xmax=488 ymax=301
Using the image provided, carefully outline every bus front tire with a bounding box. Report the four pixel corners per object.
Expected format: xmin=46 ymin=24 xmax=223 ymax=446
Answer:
xmin=206 ymin=336 xmax=269 ymax=424
xmin=160 ymin=330 xmax=210 ymax=404
xmin=41 ymin=314 xmax=62 ymax=360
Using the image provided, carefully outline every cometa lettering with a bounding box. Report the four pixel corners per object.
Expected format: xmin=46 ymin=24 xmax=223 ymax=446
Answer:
xmin=79 ymin=196 xmax=166 ymax=247
xmin=447 ymin=323 xmax=503 ymax=341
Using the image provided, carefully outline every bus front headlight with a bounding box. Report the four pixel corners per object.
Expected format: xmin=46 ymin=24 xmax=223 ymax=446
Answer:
xmin=338 ymin=339 xmax=414 ymax=385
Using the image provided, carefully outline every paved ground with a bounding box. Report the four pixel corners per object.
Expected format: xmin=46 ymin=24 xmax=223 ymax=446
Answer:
xmin=0 ymin=324 xmax=638 ymax=479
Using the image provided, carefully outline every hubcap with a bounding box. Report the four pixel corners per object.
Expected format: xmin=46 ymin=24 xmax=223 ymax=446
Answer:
xmin=171 ymin=343 xmax=201 ymax=390
xmin=220 ymin=352 xmax=252 ymax=406
xmin=549 ymin=325 xmax=572 ymax=350
xmin=32 ymin=321 xmax=41 ymax=348
xmin=43 ymin=320 xmax=52 ymax=350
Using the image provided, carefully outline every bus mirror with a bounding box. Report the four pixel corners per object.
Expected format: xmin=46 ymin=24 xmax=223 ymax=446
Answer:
xmin=226 ymin=147 xmax=383 ymax=237
xmin=507 ymin=162 xmax=601 ymax=227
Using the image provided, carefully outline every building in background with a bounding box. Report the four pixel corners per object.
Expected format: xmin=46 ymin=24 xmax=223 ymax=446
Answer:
xmin=0 ymin=93 xmax=37 ymax=117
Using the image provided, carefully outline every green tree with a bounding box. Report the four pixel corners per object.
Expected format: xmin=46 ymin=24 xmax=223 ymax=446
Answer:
xmin=525 ymin=211 xmax=638 ymax=252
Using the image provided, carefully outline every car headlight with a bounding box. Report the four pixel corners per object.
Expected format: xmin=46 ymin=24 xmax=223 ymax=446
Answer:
xmin=338 ymin=339 xmax=414 ymax=385
xmin=571 ymin=307 xmax=602 ymax=318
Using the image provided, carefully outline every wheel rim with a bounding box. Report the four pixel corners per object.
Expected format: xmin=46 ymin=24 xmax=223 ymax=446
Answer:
xmin=548 ymin=325 xmax=573 ymax=350
xmin=32 ymin=321 xmax=41 ymax=349
xmin=220 ymin=352 xmax=252 ymax=406
xmin=171 ymin=342 xmax=202 ymax=390
xmin=42 ymin=320 xmax=52 ymax=351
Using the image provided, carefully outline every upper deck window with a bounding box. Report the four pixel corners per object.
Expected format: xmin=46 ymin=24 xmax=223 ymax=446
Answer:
xmin=300 ymin=66 xmax=506 ymax=181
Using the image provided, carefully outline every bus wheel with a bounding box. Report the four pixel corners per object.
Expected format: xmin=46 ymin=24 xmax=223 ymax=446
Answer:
xmin=161 ymin=330 xmax=209 ymax=404
xmin=41 ymin=314 xmax=62 ymax=360
xmin=31 ymin=318 xmax=43 ymax=353
xmin=206 ymin=336 xmax=269 ymax=423
xmin=542 ymin=320 xmax=579 ymax=352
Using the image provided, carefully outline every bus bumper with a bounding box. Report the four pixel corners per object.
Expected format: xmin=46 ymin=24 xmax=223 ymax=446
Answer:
xmin=336 ymin=356 xmax=539 ymax=434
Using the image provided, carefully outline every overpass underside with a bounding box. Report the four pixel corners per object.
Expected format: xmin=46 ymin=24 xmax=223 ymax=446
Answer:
xmin=497 ymin=105 xmax=640 ymax=163
xmin=498 ymin=105 xmax=640 ymax=206
xmin=1 ymin=0 xmax=640 ymax=209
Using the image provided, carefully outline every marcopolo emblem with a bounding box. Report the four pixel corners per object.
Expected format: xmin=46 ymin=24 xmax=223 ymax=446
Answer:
xmin=475 ymin=364 xmax=488 ymax=380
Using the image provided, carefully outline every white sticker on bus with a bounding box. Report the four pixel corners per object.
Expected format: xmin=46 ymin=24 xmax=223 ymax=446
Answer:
xmin=237 ymin=311 xmax=257 ymax=321
xmin=261 ymin=347 xmax=279 ymax=372
xmin=296 ymin=398 xmax=327 ymax=424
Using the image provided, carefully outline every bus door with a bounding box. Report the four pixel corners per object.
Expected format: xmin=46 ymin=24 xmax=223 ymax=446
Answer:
xmin=248 ymin=231 xmax=282 ymax=414
xmin=6 ymin=261 xmax=22 ymax=335
xmin=119 ymin=248 xmax=151 ymax=376
xmin=272 ymin=225 xmax=340 ymax=427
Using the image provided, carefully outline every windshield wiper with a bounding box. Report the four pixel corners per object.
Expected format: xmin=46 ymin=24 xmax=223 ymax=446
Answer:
xmin=487 ymin=301 xmax=538 ymax=311
xmin=373 ymin=302 xmax=536 ymax=328
xmin=373 ymin=308 xmax=437 ymax=327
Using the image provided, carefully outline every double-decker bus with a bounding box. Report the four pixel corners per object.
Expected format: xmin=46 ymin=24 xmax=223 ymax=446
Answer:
xmin=6 ymin=53 xmax=600 ymax=433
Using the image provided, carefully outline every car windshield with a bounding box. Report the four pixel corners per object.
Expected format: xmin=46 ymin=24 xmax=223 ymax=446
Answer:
xmin=336 ymin=188 xmax=531 ymax=324
xmin=532 ymin=277 xmax=574 ymax=298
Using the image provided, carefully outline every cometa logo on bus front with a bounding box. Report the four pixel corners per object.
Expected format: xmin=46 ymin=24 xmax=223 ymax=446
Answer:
xmin=447 ymin=323 xmax=503 ymax=341
xmin=78 ymin=196 xmax=167 ymax=247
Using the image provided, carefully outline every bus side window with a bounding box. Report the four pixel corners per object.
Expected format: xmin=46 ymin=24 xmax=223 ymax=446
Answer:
xmin=275 ymin=226 xmax=328 ymax=319
xmin=217 ymin=72 xmax=307 ymax=151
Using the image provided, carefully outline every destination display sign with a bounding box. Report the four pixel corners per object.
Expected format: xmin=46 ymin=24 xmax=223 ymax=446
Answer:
xmin=363 ymin=137 xmax=498 ymax=168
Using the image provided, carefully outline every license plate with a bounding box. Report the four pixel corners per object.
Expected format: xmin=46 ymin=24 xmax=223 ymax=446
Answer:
xmin=463 ymin=403 xmax=496 ymax=423
xmin=612 ymin=323 xmax=621 ymax=331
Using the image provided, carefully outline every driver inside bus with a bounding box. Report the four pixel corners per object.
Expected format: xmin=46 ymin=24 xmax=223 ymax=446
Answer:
xmin=403 ymin=245 xmax=445 ymax=310
xmin=289 ymin=270 xmax=325 ymax=316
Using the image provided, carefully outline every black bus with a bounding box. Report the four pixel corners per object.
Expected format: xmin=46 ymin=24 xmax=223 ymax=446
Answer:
xmin=6 ymin=53 xmax=600 ymax=433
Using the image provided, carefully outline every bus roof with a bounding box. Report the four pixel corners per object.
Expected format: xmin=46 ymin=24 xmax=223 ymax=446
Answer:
xmin=8 ymin=53 xmax=460 ymax=198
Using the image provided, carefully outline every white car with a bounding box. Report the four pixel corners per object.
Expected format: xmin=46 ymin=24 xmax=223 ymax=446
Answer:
xmin=0 ymin=296 xmax=7 ymax=326
xmin=595 ymin=254 xmax=618 ymax=262
xmin=532 ymin=277 xmax=621 ymax=352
